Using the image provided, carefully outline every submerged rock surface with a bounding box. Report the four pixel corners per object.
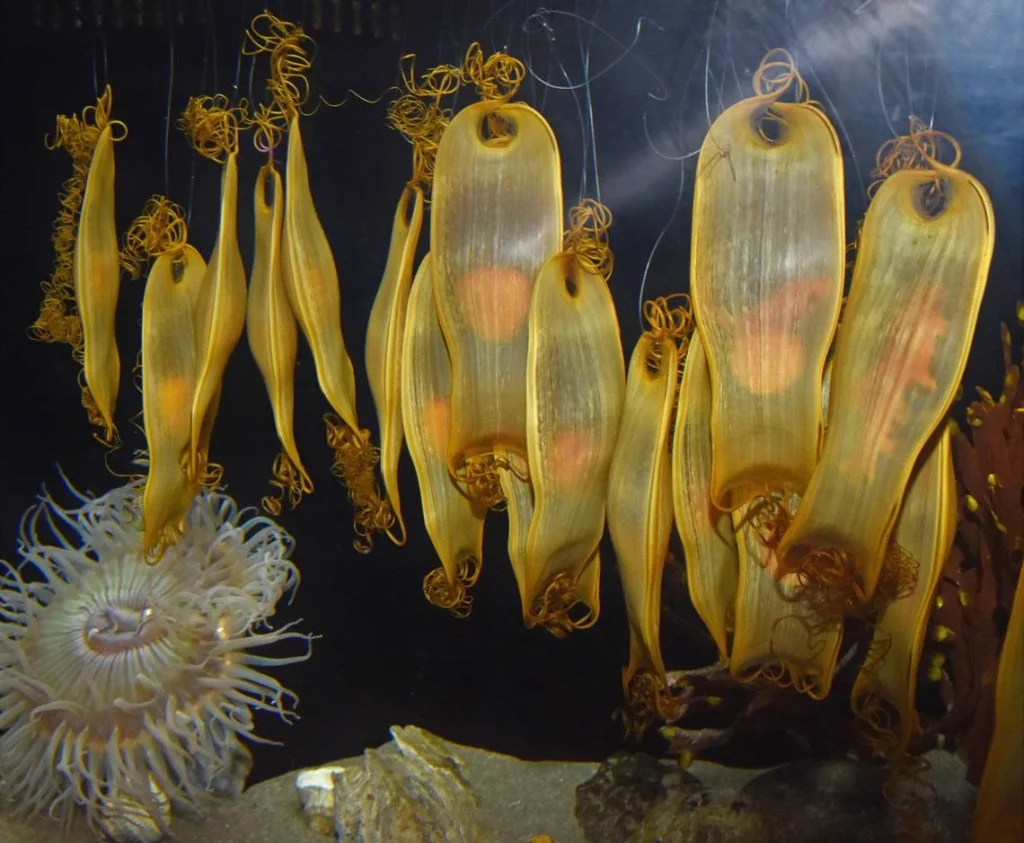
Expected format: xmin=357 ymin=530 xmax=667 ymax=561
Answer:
xmin=0 ymin=731 xmax=975 ymax=843
xmin=573 ymin=752 xmax=704 ymax=843
xmin=330 ymin=725 xmax=495 ymax=842
xmin=576 ymin=750 xmax=975 ymax=843
xmin=0 ymin=726 xmax=595 ymax=843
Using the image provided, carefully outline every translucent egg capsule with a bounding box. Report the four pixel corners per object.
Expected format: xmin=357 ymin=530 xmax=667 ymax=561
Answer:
xmin=282 ymin=114 xmax=359 ymax=433
xmin=402 ymin=254 xmax=486 ymax=616
xmin=691 ymin=50 xmax=844 ymax=511
xmin=522 ymin=235 xmax=624 ymax=634
xmin=37 ymin=86 xmax=127 ymax=444
xmin=608 ymin=333 xmax=679 ymax=695
xmin=431 ymin=101 xmax=562 ymax=491
xmin=141 ymin=245 xmax=207 ymax=555
xmin=726 ymin=342 xmax=843 ymax=697
xmin=367 ymin=185 xmax=426 ymax=545
xmin=730 ymin=496 xmax=843 ymax=699
xmin=575 ymin=548 xmax=601 ymax=626
xmin=671 ymin=333 xmax=739 ymax=662
xmin=500 ymin=466 xmax=533 ymax=616
xmin=777 ymin=124 xmax=994 ymax=602
xmin=190 ymin=151 xmax=247 ymax=482
xmin=851 ymin=425 xmax=956 ymax=757
xmin=75 ymin=121 xmax=124 ymax=445
xmin=247 ymin=161 xmax=312 ymax=513
xmin=500 ymin=452 xmax=603 ymax=639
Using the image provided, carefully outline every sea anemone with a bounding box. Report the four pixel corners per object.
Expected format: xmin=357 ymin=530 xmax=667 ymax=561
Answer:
xmin=0 ymin=477 xmax=311 ymax=838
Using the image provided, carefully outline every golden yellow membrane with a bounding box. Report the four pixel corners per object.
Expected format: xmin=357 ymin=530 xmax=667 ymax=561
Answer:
xmin=247 ymin=161 xmax=312 ymax=514
xmin=74 ymin=123 xmax=123 ymax=445
xmin=122 ymin=195 xmax=194 ymax=517
xmin=607 ymin=334 xmax=679 ymax=698
xmin=431 ymin=101 xmax=563 ymax=491
xmin=33 ymin=85 xmax=127 ymax=443
xmin=972 ymin=561 xmax=1024 ymax=843
xmin=498 ymin=455 xmax=602 ymax=638
xmin=691 ymin=49 xmax=844 ymax=511
xmin=243 ymin=11 xmax=391 ymax=548
xmin=672 ymin=333 xmax=739 ymax=661
xmin=366 ymin=185 xmax=426 ymax=545
xmin=499 ymin=466 xmax=533 ymax=611
xmin=190 ymin=151 xmax=247 ymax=483
xmin=175 ymin=93 xmax=250 ymax=486
xmin=522 ymin=204 xmax=624 ymax=634
xmin=575 ymin=548 xmax=602 ymax=624
xmin=730 ymin=497 xmax=843 ymax=698
xmin=402 ymin=254 xmax=486 ymax=616
xmin=777 ymin=126 xmax=994 ymax=602
xmin=141 ymin=245 xmax=207 ymax=556
xmin=280 ymin=114 xmax=391 ymax=549
xmin=282 ymin=115 xmax=358 ymax=430
xmin=851 ymin=426 xmax=955 ymax=758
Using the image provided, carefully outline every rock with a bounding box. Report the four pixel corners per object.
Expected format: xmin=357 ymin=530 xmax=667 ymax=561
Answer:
xmin=332 ymin=725 xmax=494 ymax=842
xmin=575 ymin=751 xmax=976 ymax=843
xmin=0 ymin=726 xmax=595 ymax=843
xmin=296 ymin=765 xmax=346 ymax=836
xmin=3 ymin=733 xmax=976 ymax=843
xmin=95 ymin=776 xmax=170 ymax=843
xmin=574 ymin=752 xmax=702 ymax=843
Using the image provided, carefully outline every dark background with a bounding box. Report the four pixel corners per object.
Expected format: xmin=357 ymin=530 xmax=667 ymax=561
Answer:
xmin=0 ymin=0 xmax=1021 ymax=784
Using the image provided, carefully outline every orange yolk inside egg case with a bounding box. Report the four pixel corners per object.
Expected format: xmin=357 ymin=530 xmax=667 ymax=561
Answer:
xmin=721 ymin=277 xmax=835 ymax=396
xmin=456 ymin=265 xmax=533 ymax=342
xmin=422 ymin=396 xmax=452 ymax=454
xmin=156 ymin=373 xmax=194 ymax=431
xmin=728 ymin=328 xmax=807 ymax=395
xmin=544 ymin=429 xmax=598 ymax=488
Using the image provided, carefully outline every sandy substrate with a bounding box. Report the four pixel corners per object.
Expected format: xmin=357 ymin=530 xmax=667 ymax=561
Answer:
xmin=0 ymin=739 xmax=601 ymax=843
xmin=0 ymin=738 xmax=974 ymax=843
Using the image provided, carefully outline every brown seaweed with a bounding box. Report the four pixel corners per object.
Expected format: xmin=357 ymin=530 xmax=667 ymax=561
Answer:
xmin=918 ymin=310 xmax=1023 ymax=781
